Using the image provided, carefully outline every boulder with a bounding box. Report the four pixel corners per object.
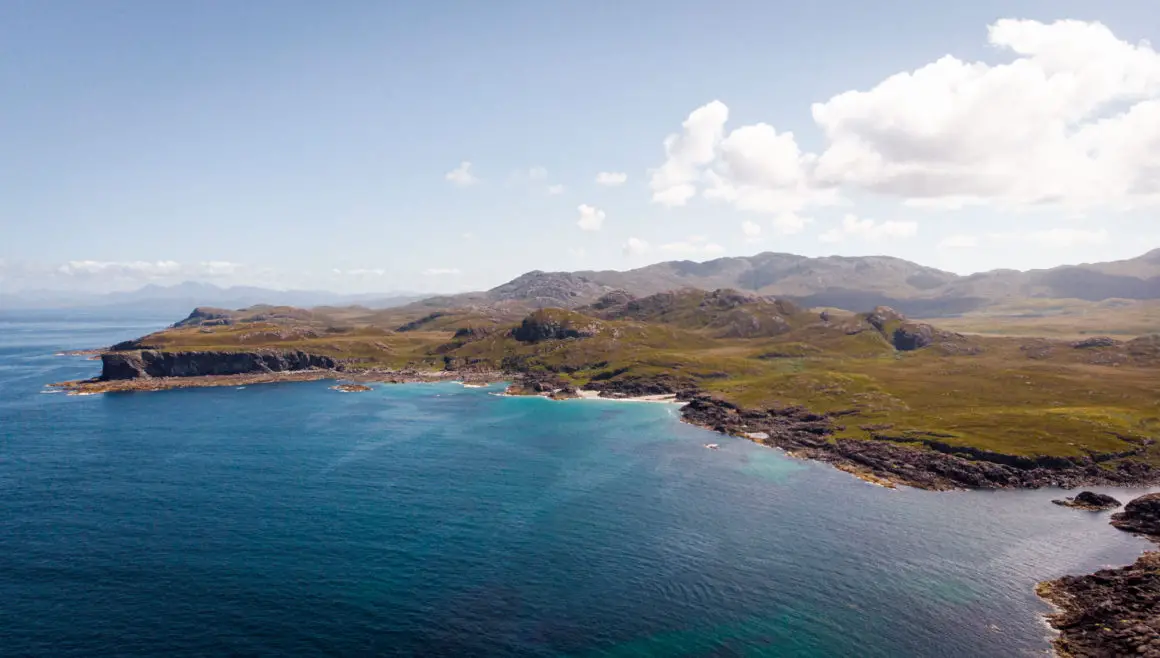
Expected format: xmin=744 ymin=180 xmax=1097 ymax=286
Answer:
xmin=1111 ymin=493 xmax=1160 ymax=538
xmin=1052 ymin=491 xmax=1122 ymax=510
xmin=892 ymin=323 xmax=936 ymax=351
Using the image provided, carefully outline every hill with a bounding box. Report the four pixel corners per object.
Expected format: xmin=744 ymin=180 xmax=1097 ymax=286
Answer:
xmin=395 ymin=247 xmax=1160 ymax=318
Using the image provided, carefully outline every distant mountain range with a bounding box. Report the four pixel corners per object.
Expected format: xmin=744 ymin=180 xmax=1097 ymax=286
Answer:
xmin=1 ymin=281 xmax=423 ymax=312
xmin=415 ymin=248 xmax=1160 ymax=316
xmin=7 ymin=248 xmax=1159 ymax=317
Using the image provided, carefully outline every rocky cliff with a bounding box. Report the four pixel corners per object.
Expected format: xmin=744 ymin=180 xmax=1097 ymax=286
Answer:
xmin=101 ymin=350 xmax=339 ymax=380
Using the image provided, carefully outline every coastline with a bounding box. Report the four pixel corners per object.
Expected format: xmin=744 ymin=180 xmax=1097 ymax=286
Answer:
xmin=50 ymin=368 xmax=506 ymax=395
xmin=1037 ymin=550 xmax=1160 ymax=657
xmin=48 ymin=352 xmax=1160 ymax=657
xmin=50 ymin=364 xmax=1159 ymax=492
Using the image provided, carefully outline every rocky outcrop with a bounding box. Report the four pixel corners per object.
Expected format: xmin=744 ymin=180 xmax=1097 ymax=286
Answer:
xmin=511 ymin=311 xmax=601 ymax=343
xmin=584 ymin=372 xmax=697 ymax=398
xmin=100 ymin=350 xmax=339 ymax=380
xmin=589 ymin=290 xmax=635 ymax=310
xmin=174 ymin=307 xmax=236 ymax=328
xmin=1112 ymin=493 xmax=1160 ymax=539
xmin=1053 ymin=491 xmax=1122 ymax=510
xmin=891 ymin=322 xmax=935 ymax=350
xmin=397 ymin=312 xmax=447 ymax=332
xmin=1072 ymin=336 xmax=1121 ymax=349
xmin=865 ymin=306 xmax=907 ymax=332
xmin=506 ymin=372 xmax=577 ymax=398
xmin=1038 ymin=551 xmax=1160 ymax=658
xmin=677 ymin=395 xmax=1158 ymax=490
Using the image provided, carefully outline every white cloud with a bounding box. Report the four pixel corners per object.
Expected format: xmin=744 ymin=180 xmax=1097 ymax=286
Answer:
xmin=658 ymin=235 xmax=726 ymax=257
xmin=445 ymin=161 xmax=478 ymax=186
xmin=623 ymin=237 xmax=651 ymax=256
xmin=577 ymin=204 xmax=606 ymax=231
xmin=651 ymin=19 xmax=1160 ymax=223
xmin=649 ymin=100 xmax=729 ymax=207
xmin=938 ymin=234 xmax=980 ymax=249
xmin=568 ymin=247 xmax=586 ymax=260
xmin=812 ymin=19 xmax=1160 ymax=211
xmin=547 ymin=184 xmax=565 ymax=195
xmin=988 ymin=228 xmax=1109 ymax=247
xmin=742 ymin=220 xmax=762 ymax=238
xmin=527 ymin=166 xmax=548 ymax=181
xmin=460 ymin=232 xmax=474 ymax=240
xmin=818 ymin=214 xmax=918 ymax=243
xmin=595 ymin=172 xmax=628 ymax=186
xmin=423 ymin=267 xmax=462 ymax=276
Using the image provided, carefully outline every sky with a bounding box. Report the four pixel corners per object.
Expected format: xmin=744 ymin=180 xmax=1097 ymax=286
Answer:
xmin=2 ymin=0 xmax=1160 ymax=295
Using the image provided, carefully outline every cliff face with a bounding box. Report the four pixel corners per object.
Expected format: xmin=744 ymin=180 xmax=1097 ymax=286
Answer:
xmin=101 ymin=350 xmax=339 ymax=380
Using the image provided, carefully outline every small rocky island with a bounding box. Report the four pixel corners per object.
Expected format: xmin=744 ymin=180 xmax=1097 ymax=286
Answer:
xmin=1111 ymin=493 xmax=1160 ymax=537
xmin=1052 ymin=491 xmax=1122 ymax=511
xmin=1039 ymin=493 xmax=1160 ymax=657
xmin=332 ymin=383 xmax=372 ymax=393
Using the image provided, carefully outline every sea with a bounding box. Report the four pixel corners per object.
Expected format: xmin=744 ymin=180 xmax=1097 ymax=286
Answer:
xmin=1 ymin=310 xmax=1156 ymax=657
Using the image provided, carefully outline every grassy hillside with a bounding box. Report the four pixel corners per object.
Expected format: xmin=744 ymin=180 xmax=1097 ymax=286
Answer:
xmin=122 ymin=291 xmax=1160 ymax=467
xmin=917 ymin=298 xmax=1160 ymax=339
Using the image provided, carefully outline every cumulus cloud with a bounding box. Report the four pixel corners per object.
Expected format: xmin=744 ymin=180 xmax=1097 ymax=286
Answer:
xmin=527 ymin=166 xmax=548 ymax=181
xmin=595 ymin=172 xmax=628 ymax=186
xmin=423 ymin=267 xmax=462 ymax=276
xmin=547 ymin=184 xmax=565 ymax=195
xmin=742 ymin=220 xmax=762 ymax=238
xmin=651 ymin=19 xmax=1160 ymax=220
xmin=622 ymin=237 xmax=651 ymax=256
xmin=445 ymin=161 xmax=478 ymax=186
xmin=818 ymin=214 xmax=918 ymax=243
xmin=577 ymin=204 xmax=606 ymax=231
xmin=649 ymin=100 xmax=729 ymax=207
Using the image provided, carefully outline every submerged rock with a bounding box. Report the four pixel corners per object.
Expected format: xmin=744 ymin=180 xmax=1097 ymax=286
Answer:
xmin=1111 ymin=493 xmax=1160 ymax=538
xmin=331 ymin=383 xmax=371 ymax=393
xmin=1052 ymin=491 xmax=1122 ymax=510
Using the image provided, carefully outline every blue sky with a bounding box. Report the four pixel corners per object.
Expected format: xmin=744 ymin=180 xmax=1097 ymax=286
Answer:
xmin=3 ymin=0 xmax=1159 ymax=294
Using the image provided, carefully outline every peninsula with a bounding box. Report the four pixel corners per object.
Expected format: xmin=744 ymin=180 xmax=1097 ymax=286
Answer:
xmin=54 ymin=274 xmax=1160 ymax=492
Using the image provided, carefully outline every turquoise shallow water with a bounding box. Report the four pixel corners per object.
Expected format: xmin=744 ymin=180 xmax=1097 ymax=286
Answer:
xmin=1 ymin=311 xmax=1156 ymax=657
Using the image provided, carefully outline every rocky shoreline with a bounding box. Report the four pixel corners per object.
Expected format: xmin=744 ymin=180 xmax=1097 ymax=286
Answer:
xmin=675 ymin=393 xmax=1159 ymax=491
xmin=1038 ymin=494 xmax=1160 ymax=658
xmin=55 ymin=355 xmax=1160 ymax=492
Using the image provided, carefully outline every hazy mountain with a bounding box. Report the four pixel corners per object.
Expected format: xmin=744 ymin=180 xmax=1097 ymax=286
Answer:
xmin=1 ymin=281 xmax=423 ymax=312
xmin=405 ymin=248 xmax=1160 ymax=317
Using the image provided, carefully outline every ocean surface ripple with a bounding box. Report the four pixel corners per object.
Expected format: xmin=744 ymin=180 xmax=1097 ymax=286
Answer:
xmin=0 ymin=311 xmax=1155 ymax=657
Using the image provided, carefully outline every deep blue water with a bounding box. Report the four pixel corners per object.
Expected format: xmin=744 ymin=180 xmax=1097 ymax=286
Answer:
xmin=1 ymin=312 xmax=1156 ymax=657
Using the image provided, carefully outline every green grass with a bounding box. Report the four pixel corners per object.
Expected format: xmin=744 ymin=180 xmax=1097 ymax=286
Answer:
xmin=126 ymin=295 xmax=1160 ymax=464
